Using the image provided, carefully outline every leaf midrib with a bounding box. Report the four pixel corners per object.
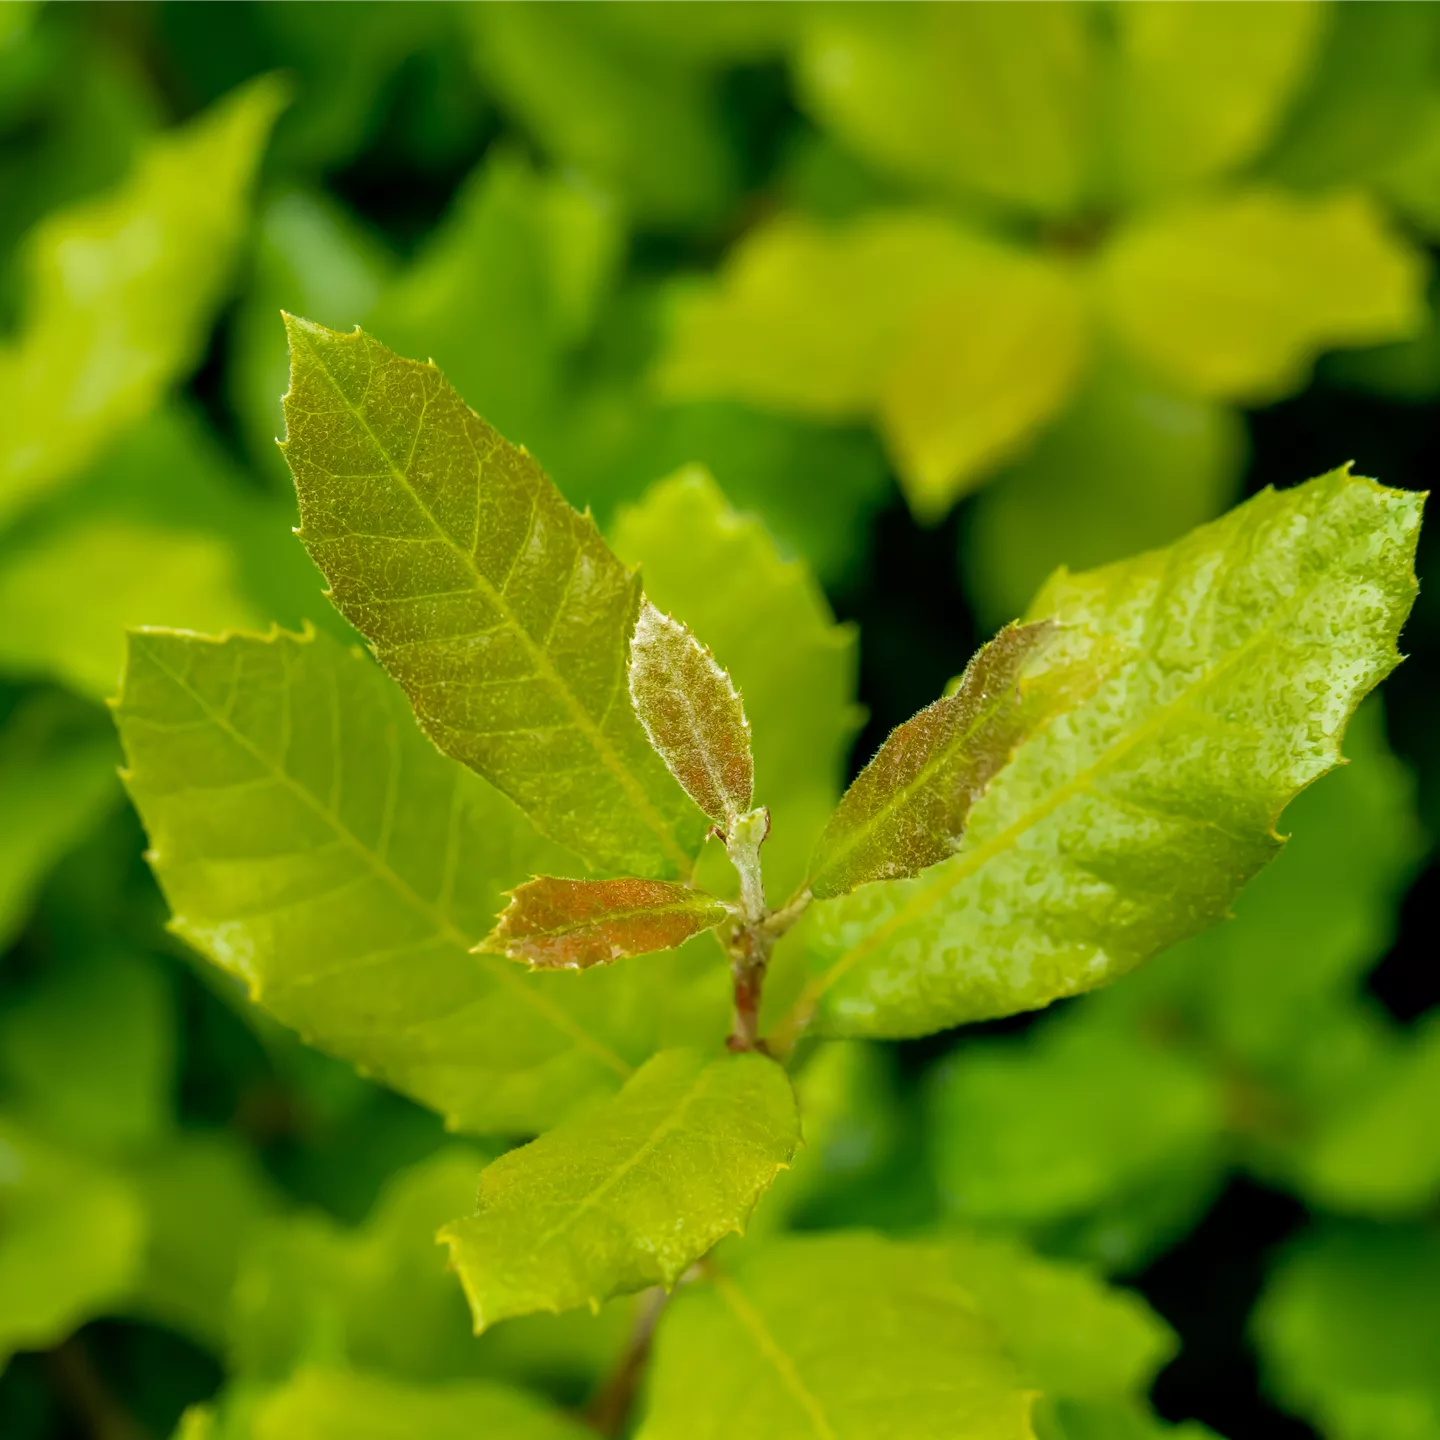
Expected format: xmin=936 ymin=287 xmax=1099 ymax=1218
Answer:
xmin=810 ymin=672 xmax=1026 ymax=896
xmin=292 ymin=328 xmax=695 ymax=877
xmin=137 ymin=633 xmax=632 ymax=1079
xmin=711 ymin=1270 xmax=838 ymax=1440
xmin=782 ymin=553 xmax=1361 ymax=1038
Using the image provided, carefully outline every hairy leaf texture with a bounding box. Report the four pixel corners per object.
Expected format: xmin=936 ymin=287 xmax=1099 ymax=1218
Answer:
xmin=611 ymin=469 xmax=861 ymax=900
xmin=280 ymin=317 xmax=706 ymax=879
xmin=629 ymin=601 xmax=754 ymax=830
xmin=639 ymin=1233 xmax=1036 ymax=1439
xmin=785 ymin=469 xmax=1422 ymax=1041
xmin=439 ymin=1049 xmax=798 ymax=1329
xmin=113 ymin=626 xmax=729 ymax=1135
xmin=482 ymin=876 xmax=728 ymax=970
xmin=806 ymin=620 xmax=1061 ymax=899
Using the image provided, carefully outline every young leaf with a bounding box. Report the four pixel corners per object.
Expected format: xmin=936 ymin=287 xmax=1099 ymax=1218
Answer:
xmin=0 ymin=76 xmax=286 ymax=528
xmin=112 ymin=625 xmax=727 ymax=1135
xmin=611 ymin=469 xmax=862 ymax=899
xmin=439 ymin=1049 xmax=798 ymax=1330
xmin=280 ymin=316 xmax=706 ymax=880
xmin=638 ymin=1232 xmax=1036 ymax=1439
xmin=806 ymin=620 xmax=1061 ymax=900
xmin=784 ymin=468 xmax=1422 ymax=1043
xmin=628 ymin=601 xmax=754 ymax=830
xmin=482 ymin=876 xmax=729 ymax=970
xmin=250 ymin=1366 xmax=593 ymax=1440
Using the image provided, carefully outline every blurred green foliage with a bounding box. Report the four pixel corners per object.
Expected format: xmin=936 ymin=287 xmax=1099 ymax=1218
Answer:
xmin=0 ymin=4 xmax=1437 ymax=1438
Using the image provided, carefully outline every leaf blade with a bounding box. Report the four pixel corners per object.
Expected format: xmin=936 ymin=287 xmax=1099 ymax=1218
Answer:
xmin=786 ymin=468 xmax=1423 ymax=1042
xmin=483 ymin=876 xmax=728 ymax=970
xmin=280 ymin=316 xmax=705 ymax=879
xmin=629 ymin=602 xmax=754 ymax=828
xmin=112 ymin=625 xmax=729 ymax=1134
xmin=807 ymin=620 xmax=1061 ymax=899
xmin=439 ymin=1049 xmax=798 ymax=1329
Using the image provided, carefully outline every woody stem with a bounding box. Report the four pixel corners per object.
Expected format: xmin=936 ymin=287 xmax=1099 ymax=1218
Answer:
xmin=724 ymin=808 xmax=772 ymax=1052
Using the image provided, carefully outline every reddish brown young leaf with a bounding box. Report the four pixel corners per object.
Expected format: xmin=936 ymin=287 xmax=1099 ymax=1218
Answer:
xmin=807 ymin=621 xmax=1064 ymax=899
xmin=628 ymin=602 xmax=754 ymax=830
xmin=478 ymin=876 xmax=729 ymax=970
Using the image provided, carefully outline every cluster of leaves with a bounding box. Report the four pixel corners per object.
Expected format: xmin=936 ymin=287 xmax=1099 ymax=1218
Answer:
xmin=1 ymin=5 xmax=1438 ymax=1439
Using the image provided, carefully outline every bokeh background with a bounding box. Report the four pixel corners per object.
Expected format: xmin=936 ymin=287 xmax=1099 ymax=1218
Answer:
xmin=2 ymin=4 xmax=1438 ymax=1438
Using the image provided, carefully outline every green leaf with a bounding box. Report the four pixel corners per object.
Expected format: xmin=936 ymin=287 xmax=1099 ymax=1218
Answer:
xmin=125 ymin=1134 xmax=282 ymax=1350
xmin=0 ymin=1117 xmax=146 ymax=1364
xmin=230 ymin=189 xmax=397 ymax=489
xmin=638 ymin=1232 xmax=1036 ymax=1439
xmin=1095 ymin=189 xmax=1428 ymax=401
xmin=1298 ymin=1013 xmax=1440 ymax=1216
xmin=657 ymin=213 xmax=1087 ymax=518
xmin=1258 ymin=1 xmax=1440 ymax=190
xmin=0 ymin=518 xmax=262 ymax=700
xmin=112 ymin=624 xmax=727 ymax=1135
xmin=0 ymin=948 xmax=175 ymax=1154
xmin=928 ymin=1018 xmax=1224 ymax=1250
xmin=1254 ymin=1222 xmax=1440 ymax=1440
xmin=0 ymin=695 xmax=119 ymax=951
xmin=439 ymin=1049 xmax=798 ymax=1330
xmin=466 ymin=4 xmax=738 ymax=227
xmin=1103 ymin=2 xmax=1325 ymax=202
xmin=611 ymin=470 xmax=862 ymax=900
xmin=961 ymin=356 xmax=1246 ymax=630
xmin=794 ymin=4 xmax=1096 ymax=216
xmin=807 ymin=620 xmax=1062 ymax=900
xmin=943 ymin=1232 xmax=1176 ymax=1404
xmin=481 ymin=876 xmax=728 ymax=971
xmin=280 ymin=316 xmax=706 ymax=880
xmin=785 ymin=468 xmax=1422 ymax=1042
xmin=629 ymin=602 xmax=754 ymax=830
xmin=1039 ymin=1400 xmax=1221 ymax=1440
xmin=249 ymin=1366 xmax=592 ymax=1440
xmin=0 ymin=75 xmax=286 ymax=528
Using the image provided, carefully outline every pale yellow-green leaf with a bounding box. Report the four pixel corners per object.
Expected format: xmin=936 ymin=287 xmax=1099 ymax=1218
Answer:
xmin=251 ymin=1366 xmax=592 ymax=1440
xmin=281 ymin=317 xmax=706 ymax=880
xmin=611 ymin=469 xmax=861 ymax=900
xmin=1104 ymin=2 xmax=1325 ymax=202
xmin=638 ymin=1232 xmax=1037 ymax=1439
xmin=0 ymin=75 xmax=285 ymax=528
xmin=0 ymin=1118 xmax=146 ymax=1363
xmin=658 ymin=212 xmax=1085 ymax=516
xmin=439 ymin=1049 xmax=798 ymax=1329
xmin=1095 ymin=189 xmax=1429 ymax=401
xmin=795 ymin=3 xmax=1095 ymax=216
xmin=0 ymin=519 xmax=261 ymax=700
xmin=113 ymin=625 xmax=729 ymax=1135
xmin=782 ymin=469 xmax=1422 ymax=1042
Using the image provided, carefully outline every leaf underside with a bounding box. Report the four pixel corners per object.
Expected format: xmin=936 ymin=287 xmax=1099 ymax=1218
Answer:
xmin=482 ymin=875 xmax=728 ymax=970
xmin=628 ymin=601 xmax=754 ymax=829
xmin=439 ymin=1049 xmax=799 ymax=1331
xmin=280 ymin=316 xmax=705 ymax=880
xmin=806 ymin=619 xmax=1061 ymax=899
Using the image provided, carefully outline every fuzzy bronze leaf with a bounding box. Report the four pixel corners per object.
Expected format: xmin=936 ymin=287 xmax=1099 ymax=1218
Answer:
xmin=480 ymin=876 xmax=729 ymax=970
xmin=628 ymin=602 xmax=755 ymax=832
xmin=807 ymin=620 xmax=1061 ymax=899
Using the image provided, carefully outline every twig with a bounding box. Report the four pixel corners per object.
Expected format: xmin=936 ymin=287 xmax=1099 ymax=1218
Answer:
xmin=584 ymin=1287 xmax=669 ymax=1437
